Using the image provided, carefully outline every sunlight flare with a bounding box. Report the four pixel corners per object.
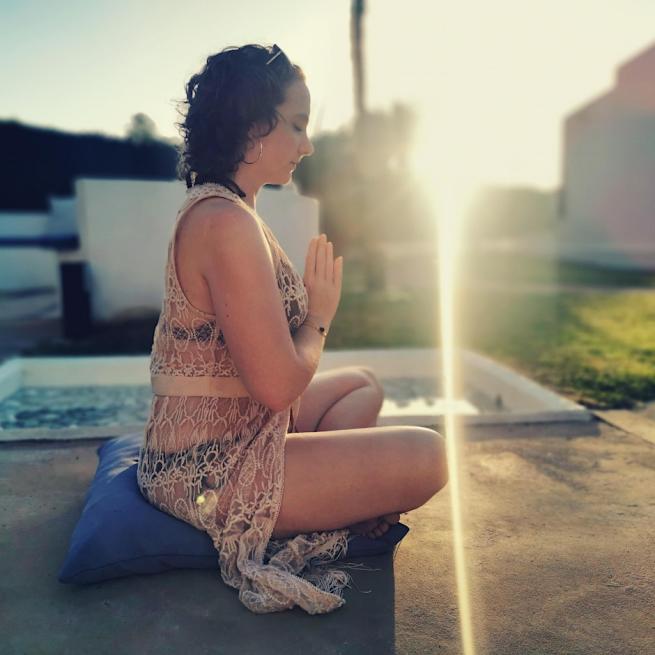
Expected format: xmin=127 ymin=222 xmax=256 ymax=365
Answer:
xmin=410 ymin=114 xmax=480 ymax=654
xmin=436 ymin=182 xmax=476 ymax=655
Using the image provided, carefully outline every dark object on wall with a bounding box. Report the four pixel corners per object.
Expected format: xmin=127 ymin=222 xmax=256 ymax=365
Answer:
xmin=59 ymin=261 xmax=93 ymax=340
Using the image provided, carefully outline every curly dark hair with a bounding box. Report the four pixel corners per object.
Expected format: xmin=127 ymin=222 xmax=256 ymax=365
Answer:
xmin=175 ymin=44 xmax=306 ymax=197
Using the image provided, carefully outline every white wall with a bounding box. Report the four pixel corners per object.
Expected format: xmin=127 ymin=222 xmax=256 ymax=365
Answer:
xmin=0 ymin=212 xmax=57 ymax=291
xmin=74 ymin=178 xmax=319 ymax=321
xmin=0 ymin=197 xmax=78 ymax=294
xmin=0 ymin=247 xmax=58 ymax=291
xmin=73 ymin=178 xmax=183 ymax=321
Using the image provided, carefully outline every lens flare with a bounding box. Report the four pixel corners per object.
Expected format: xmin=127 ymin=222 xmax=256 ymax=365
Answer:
xmin=436 ymin=183 xmax=476 ymax=655
xmin=410 ymin=118 xmax=479 ymax=655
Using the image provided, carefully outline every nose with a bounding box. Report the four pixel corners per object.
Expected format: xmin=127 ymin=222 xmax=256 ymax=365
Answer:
xmin=301 ymin=133 xmax=314 ymax=158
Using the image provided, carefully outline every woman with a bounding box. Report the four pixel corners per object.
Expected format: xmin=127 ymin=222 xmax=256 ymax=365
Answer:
xmin=137 ymin=43 xmax=448 ymax=615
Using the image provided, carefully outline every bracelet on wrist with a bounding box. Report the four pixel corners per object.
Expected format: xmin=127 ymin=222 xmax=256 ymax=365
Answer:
xmin=302 ymin=317 xmax=329 ymax=338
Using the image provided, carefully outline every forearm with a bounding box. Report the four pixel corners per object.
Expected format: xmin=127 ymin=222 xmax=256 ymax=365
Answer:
xmin=283 ymin=314 xmax=331 ymax=408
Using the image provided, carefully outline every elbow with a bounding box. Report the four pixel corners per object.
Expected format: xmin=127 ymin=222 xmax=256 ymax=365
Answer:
xmin=250 ymin=386 xmax=290 ymax=414
xmin=269 ymin=399 xmax=288 ymax=414
xmin=248 ymin=365 xmax=306 ymax=413
xmin=257 ymin=397 xmax=287 ymax=414
xmin=263 ymin=384 xmax=300 ymax=414
xmin=266 ymin=392 xmax=292 ymax=414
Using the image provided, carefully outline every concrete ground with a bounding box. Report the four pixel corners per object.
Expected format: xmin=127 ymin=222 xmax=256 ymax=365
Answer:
xmin=2 ymin=417 xmax=654 ymax=655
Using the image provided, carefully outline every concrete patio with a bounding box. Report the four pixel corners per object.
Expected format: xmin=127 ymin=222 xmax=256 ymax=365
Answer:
xmin=2 ymin=414 xmax=654 ymax=655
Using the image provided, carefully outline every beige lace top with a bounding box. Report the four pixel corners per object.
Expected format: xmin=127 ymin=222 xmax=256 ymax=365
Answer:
xmin=136 ymin=182 xmax=369 ymax=615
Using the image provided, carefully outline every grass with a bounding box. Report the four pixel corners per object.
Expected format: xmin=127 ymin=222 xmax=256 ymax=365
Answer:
xmin=557 ymin=261 xmax=655 ymax=287
xmin=327 ymin=289 xmax=439 ymax=349
xmin=460 ymin=251 xmax=655 ymax=288
xmin=460 ymin=289 xmax=655 ymax=409
xmin=456 ymin=254 xmax=655 ymax=408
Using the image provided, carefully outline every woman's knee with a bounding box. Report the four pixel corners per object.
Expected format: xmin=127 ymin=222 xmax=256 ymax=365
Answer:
xmin=410 ymin=427 xmax=449 ymax=500
xmin=356 ymin=366 xmax=385 ymax=406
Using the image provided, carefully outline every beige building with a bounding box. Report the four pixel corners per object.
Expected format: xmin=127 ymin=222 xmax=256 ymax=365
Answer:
xmin=558 ymin=41 xmax=655 ymax=270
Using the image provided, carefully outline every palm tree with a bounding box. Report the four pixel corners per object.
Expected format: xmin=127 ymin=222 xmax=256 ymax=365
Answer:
xmin=351 ymin=0 xmax=365 ymax=118
xmin=350 ymin=0 xmax=386 ymax=291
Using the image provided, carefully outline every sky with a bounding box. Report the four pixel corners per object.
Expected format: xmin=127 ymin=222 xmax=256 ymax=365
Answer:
xmin=2 ymin=0 xmax=654 ymax=189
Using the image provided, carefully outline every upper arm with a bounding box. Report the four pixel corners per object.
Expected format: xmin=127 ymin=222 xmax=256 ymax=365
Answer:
xmin=197 ymin=202 xmax=299 ymax=412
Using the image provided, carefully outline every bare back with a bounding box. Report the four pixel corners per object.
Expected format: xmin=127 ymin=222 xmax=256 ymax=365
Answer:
xmin=172 ymin=196 xmax=276 ymax=317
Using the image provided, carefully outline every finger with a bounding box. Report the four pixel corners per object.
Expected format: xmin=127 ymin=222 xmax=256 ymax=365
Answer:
xmin=316 ymin=234 xmax=326 ymax=279
xmin=322 ymin=237 xmax=330 ymax=279
xmin=305 ymin=236 xmax=317 ymax=281
xmin=326 ymin=241 xmax=334 ymax=281
xmin=334 ymin=255 xmax=343 ymax=287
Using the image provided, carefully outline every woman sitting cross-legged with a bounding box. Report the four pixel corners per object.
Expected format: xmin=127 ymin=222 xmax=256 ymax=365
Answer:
xmin=136 ymin=42 xmax=449 ymax=616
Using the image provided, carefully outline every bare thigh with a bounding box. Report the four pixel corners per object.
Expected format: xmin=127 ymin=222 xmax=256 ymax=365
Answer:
xmin=271 ymin=425 xmax=448 ymax=539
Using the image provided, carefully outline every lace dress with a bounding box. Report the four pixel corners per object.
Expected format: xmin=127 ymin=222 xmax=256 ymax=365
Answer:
xmin=136 ymin=182 xmax=368 ymax=615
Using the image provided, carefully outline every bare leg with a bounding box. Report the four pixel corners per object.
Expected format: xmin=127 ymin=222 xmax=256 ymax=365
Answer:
xmin=294 ymin=371 xmax=408 ymax=539
xmin=274 ymin=423 xmax=446 ymax=540
xmin=316 ymin=385 xmax=383 ymax=432
xmin=313 ymin=385 xmax=403 ymax=538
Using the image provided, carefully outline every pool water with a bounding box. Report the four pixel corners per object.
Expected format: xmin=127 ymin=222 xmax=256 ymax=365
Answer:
xmin=0 ymin=377 xmax=479 ymax=431
xmin=0 ymin=385 xmax=153 ymax=430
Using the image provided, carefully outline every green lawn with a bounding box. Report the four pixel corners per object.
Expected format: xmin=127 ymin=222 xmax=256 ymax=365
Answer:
xmin=459 ymin=290 xmax=655 ymax=409
xmin=459 ymin=251 xmax=655 ymax=289
xmin=556 ymin=261 xmax=655 ymax=287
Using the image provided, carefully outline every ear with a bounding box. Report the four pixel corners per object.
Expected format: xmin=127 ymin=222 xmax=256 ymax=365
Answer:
xmin=246 ymin=119 xmax=268 ymax=145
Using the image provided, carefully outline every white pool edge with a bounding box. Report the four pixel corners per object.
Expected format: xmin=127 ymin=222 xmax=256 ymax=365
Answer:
xmin=0 ymin=348 xmax=592 ymax=442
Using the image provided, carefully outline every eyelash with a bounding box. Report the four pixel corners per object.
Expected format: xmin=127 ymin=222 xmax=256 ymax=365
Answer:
xmin=294 ymin=126 xmax=304 ymax=133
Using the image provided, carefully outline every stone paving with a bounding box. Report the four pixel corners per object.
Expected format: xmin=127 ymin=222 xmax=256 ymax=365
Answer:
xmin=2 ymin=417 xmax=654 ymax=654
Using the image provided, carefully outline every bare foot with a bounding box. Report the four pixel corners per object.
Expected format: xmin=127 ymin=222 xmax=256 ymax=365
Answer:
xmin=348 ymin=512 xmax=401 ymax=539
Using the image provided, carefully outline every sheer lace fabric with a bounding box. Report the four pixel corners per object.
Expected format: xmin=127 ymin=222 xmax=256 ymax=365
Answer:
xmin=136 ymin=183 xmax=364 ymax=614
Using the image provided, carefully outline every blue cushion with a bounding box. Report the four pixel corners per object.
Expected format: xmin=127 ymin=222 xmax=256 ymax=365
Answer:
xmin=59 ymin=432 xmax=410 ymax=584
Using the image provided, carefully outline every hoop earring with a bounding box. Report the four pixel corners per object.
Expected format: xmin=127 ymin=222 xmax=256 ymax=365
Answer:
xmin=243 ymin=140 xmax=263 ymax=164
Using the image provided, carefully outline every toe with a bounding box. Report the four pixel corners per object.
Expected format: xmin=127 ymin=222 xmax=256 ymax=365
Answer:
xmin=348 ymin=518 xmax=379 ymax=535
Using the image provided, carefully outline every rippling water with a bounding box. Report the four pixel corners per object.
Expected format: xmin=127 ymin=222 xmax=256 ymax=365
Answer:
xmin=0 ymin=385 xmax=153 ymax=430
xmin=0 ymin=377 xmax=500 ymax=430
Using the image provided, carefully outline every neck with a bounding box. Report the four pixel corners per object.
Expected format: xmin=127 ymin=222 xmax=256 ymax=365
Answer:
xmin=232 ymin=167 xmax=264 ymax=212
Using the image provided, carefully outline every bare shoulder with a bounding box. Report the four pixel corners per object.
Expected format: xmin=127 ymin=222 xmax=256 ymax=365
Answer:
xmin=188 ymin=198 xmax=271 ymax=273
xmin=183 ymin=196 xmax=252 ymax=242
xmin=187 ymin=196 xmax=252 ymax=227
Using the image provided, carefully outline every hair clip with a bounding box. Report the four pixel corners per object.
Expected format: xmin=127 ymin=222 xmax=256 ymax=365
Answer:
xmin=266 ymin=44 xmax=283 ymax=65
